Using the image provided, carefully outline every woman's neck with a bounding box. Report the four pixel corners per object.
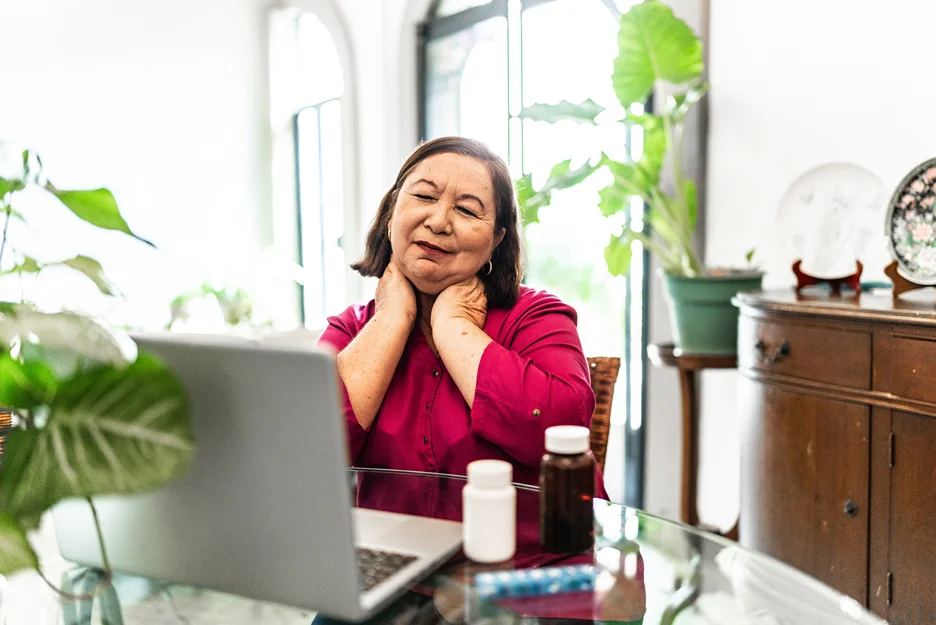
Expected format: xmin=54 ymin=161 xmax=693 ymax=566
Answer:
xmin=416 ymin=291 xmax=436 ymax=331
xmin=416 ymin=291 xmax=438 ymax=355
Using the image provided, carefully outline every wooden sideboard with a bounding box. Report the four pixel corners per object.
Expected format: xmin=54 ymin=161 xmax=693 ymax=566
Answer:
xmin=735 ymin=290 xmax=936 ymax=624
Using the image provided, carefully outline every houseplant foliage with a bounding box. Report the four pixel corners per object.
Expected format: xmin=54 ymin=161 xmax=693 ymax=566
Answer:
xmin=0 ymin=150 xmax=195 ymax=585
xmin=517 ymin=0 xmax=761 ymax=353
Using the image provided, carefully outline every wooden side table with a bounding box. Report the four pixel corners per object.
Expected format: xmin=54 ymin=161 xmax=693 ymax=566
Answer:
xmin=647 ymin=343 xmax=739 ymax=540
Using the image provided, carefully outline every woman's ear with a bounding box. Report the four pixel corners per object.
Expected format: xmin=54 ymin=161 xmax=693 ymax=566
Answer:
xmin=494 ymin=228 xmax=506 ymax=248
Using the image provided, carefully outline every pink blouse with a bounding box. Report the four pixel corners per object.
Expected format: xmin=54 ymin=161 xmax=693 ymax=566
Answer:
xmin=318 ymin=286 xmax=607 ymax=497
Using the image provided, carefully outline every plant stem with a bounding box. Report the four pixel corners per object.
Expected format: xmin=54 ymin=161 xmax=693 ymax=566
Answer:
xmin=87 ymin=496 xmax=112 ymax=572
xmin=0 ymin=203 xmax=11 ymax=270
xmin=661 ymin=107 xmax=704 ymax=276
xmin=38 ymin=567 xmax=114 ymax=601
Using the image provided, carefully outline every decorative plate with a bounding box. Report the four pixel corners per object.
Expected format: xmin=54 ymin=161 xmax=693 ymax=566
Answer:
xmin=776 ymin=163 xmax=889 ymax=280
xmin=886 ymin=158 xmax=936 ymax=285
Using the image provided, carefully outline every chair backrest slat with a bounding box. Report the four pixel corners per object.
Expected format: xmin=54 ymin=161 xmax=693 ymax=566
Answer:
xmin=587 ymin=357 xmax=621 ymax=474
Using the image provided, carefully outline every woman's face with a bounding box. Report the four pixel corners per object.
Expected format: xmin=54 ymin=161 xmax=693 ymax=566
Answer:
xmin=389 ymin=153 xmax=505 ymax=295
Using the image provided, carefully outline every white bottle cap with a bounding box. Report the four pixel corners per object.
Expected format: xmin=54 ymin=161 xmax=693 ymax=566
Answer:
xmin=545 ymin=425 xmax=590 ymax=455
xmin=467 ymin=459 xmax=512 ymax=489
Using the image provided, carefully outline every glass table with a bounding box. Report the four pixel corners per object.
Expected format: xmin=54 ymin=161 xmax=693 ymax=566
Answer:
xmin=3 ymin=468 xmax=887 ymax=624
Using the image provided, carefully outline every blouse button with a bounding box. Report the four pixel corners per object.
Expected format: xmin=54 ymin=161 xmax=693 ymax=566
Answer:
xmin=532 ymin=408 xmax=542 ymax=418
xmin=423 ymin=436 xmax=429 ymax=444
xmin=425 ymin=402 xmax=430 ymax=410
xmin=432 ymin=369 xmax=440 ymax=377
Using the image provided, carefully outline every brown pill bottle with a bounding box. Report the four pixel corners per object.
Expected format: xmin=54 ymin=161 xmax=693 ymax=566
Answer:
xmin=540 ymin=425 xmax=595 ymax=553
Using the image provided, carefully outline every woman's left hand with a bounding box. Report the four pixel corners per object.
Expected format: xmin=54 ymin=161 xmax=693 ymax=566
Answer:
xmin=431 ymin=276 xmax=488 ymax=330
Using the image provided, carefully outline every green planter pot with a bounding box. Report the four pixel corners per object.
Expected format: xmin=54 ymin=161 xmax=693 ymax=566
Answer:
xmin=662 ymin=271 xmax=764 ymax=355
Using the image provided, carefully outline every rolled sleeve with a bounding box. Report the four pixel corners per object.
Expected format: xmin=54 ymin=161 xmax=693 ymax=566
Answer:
xmin=470 ymin=295 xmax=596 ymax=468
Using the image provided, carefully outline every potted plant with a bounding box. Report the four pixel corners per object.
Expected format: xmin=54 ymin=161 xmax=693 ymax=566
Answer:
xmin=0 ymin=149 xmax=195 ymax=614
xmin=516 ymin=0 xmax=762 ymax=354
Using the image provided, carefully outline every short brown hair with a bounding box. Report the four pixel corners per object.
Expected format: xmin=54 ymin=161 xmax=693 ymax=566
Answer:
xmin=351 ymin=136 xmax=525 ymax=309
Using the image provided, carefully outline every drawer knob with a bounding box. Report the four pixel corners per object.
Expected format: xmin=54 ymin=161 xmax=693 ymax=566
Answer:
xmin=755 ymin=339 xmax=791 ymax=364
xmin=844 ymin=500 xmax=859 ymax=518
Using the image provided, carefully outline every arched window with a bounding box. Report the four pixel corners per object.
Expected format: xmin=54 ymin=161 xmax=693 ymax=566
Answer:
xmin=420 ymin=0 xmax=645 ymax=505
xmin=269 ymin=4 xmax=358 ymax=330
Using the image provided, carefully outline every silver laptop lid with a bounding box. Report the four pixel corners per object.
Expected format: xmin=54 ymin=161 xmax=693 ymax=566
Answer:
xmin=53 ymin=333 xmax=364 ymax=617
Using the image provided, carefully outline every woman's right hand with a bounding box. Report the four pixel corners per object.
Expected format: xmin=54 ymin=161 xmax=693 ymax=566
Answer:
xmin=375 ymin=255 xmax=417 ymax=327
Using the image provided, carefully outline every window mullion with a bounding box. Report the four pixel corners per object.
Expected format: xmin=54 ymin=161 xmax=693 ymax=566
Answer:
xmin=506 ymin=0 xmax=522 ymax=176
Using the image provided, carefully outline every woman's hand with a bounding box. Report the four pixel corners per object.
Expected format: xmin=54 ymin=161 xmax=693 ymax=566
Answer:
xmin=431 ymin=276 xmax=487 ymax=331
xmin=376 ymin=256 xmax=417 ymax=326
xmin=431 ymin=276 xmax=492 ymax=408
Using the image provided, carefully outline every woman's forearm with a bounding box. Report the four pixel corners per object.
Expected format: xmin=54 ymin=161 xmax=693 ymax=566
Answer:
xmin=433 ymin=318 xmax=493 ymax=408
xmin=336 ymin=310 xmax=412 ymax=429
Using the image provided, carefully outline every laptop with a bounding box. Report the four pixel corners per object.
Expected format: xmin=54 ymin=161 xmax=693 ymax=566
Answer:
xmin=52 ymin=332 xmax=464 ymax=622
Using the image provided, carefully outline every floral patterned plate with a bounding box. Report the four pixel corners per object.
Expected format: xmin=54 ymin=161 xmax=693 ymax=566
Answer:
xmin=886 ymin=158 xmax=936 ymax=285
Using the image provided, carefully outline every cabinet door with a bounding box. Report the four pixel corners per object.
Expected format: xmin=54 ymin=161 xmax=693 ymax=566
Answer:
xmin=888 ymin=411 xmax=936 ymax=624
xmin=739 ymin=378 xmax=870 ymax=601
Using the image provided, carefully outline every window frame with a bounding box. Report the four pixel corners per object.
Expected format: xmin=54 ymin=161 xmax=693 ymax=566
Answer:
xmin=267 ymin=0 xmax=362 ymax=329
xmin=417 ymin=0 xmax=649 ymax=508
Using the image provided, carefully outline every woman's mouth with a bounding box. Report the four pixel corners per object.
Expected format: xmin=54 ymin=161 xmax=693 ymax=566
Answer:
xmin=415 ymin=241 xmax=452 ymax=256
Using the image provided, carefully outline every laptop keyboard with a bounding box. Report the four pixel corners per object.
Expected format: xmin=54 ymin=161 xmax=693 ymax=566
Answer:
xmin=356 ymin=547 xmax=418 ymax=591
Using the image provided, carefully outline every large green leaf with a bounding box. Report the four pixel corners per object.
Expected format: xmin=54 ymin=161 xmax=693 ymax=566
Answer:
xmin=600 ymin=155 xmax=653 ymax=201
xmin=598 ymin=180 xmax=630 ymax=217
xmin=518 ymin=99 xmax=605 ymax=124
xmin=21 ymin=342 xmax=91 ymax=380
xmin=1 ymin=255 xmax=120 ymax=296
xmin=612 ymin=0 xmax=704 ymax=108
xmin=61 ymin=256 xmax=120 ymax=296
xmin=0 ymin=178 xmax=25 ymax=197
xmin=0 ymin=351 xmax=57 ymax=409
xmin=1 ymin=257 xmax=41 ymax=275
xmin=516 ymin=174 xmax=540 ymax=224
xmin=0 ymin=307 xmax=136 ymax=365
xmin=605 ymin=233 xmax=634 ymax=277
xmin=0 ymin=353 xmax=195 ymax=522
xmin=541 ymin=159 xmax=599 ymax=194
xmin=0 ymin=510 xmax=39 ymax=575
xmin=517 ymin=159 xmax=599 ymax=223
xmin=44 ymin=184 xmax=154 ymax=247
xmin=636 ymin=114 xmax=666 ymax=185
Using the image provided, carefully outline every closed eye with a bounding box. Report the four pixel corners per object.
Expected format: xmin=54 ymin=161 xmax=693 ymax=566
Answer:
xmin=457 ymin=206 xmax=478 ymax=217
xmin=414 ymin=193 xmax=435 ymax=201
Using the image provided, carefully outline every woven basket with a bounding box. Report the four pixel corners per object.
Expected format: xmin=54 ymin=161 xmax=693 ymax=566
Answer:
xmin=587 ymin=357 xmax=621 ymax=473
xmin=0 ymin=408 xmax=11 ymax=468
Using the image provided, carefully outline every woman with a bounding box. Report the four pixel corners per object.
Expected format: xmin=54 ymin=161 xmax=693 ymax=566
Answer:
xmin=318 ymin=136 xmax=604 ymax=494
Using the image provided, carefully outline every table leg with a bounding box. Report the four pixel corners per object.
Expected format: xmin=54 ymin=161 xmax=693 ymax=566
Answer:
xmin=678 ymin=369 xmax=699 ymax=527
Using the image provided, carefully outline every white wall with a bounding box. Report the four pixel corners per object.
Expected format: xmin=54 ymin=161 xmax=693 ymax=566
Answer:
xmin=702 ymin=0 xmax=936 ymax=530
xmin=0 ymin=0 xmax=275 ymax=326
xmin=0 ymin=0 xmax=425 ymax=327
xmin=641 ymin=0 xmax=705 ymax=522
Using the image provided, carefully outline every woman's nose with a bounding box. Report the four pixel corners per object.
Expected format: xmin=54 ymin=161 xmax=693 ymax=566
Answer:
xmin=423 ymin=203 xmax=453 ymax=234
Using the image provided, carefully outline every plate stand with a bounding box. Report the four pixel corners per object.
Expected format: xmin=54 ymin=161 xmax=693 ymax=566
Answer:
xmin=793 ymin=259 xmax=863 ymax=295
xmin=884 ymin=260 xmax=934 ymax=298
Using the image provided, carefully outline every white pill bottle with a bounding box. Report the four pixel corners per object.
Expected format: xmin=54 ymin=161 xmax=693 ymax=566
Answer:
xmin=462 ymin=459 xmax=516 ymax=563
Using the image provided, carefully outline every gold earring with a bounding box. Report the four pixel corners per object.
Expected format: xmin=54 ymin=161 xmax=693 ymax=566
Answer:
xmin=485 ymin=260 xmax=493 ymax=276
